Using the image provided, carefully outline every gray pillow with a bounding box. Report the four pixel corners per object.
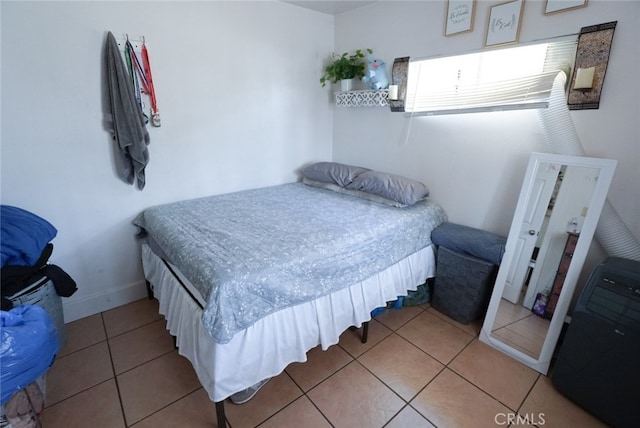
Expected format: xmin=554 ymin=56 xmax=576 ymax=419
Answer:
xmin=302 ymin=177 xmax=407 ymax=207
xmin=301 ymin=162 xmax=370 ymax=187
xmin=346 ymin=170 xmax=429 ymax=206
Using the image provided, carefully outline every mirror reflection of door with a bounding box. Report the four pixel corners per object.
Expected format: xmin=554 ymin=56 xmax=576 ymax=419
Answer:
xmin=522 ymin=165 xmax=600 ymax=308
xmin=491 ymin=163 xmax=602 ymax=360
xmin=501 ymin=162 xmax=561 ymax=303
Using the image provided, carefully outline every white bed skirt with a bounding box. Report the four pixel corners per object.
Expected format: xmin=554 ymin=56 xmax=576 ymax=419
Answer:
xmin=141 ymin=243 xmax=436 ymax=402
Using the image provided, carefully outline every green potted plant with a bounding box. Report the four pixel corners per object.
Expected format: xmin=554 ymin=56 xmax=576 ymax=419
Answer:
xmin=320 ymin=48 xmax=373 ymax=91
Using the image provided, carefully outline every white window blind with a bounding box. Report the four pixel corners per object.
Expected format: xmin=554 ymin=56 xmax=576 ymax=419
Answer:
xmin=405 ymin=37 xmax=577 ymax=115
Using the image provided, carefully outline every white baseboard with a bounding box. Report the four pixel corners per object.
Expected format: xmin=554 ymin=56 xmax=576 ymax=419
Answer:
xmin=62 ymin=280 xmax=149 ymax=323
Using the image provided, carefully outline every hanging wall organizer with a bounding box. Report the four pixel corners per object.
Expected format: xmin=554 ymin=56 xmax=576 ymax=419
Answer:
xmin=116 ymin=35 xmax=161 ymax=126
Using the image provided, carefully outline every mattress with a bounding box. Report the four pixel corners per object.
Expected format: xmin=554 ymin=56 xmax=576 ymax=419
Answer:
xmin=134 ymin=182 xmax=447 ymax=344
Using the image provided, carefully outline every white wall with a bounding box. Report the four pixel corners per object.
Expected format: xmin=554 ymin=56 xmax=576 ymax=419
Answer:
xmin=1 ymin=1 xmax=334 ymax=321
xmin=332 ymin=0 xmax=639 ymax=283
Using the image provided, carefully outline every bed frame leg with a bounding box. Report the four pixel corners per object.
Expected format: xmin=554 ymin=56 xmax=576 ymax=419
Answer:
xmin=145 ymin=280 xmax=154 ymax=300
xmin=361 ymin=321 xmax=369 ymax=344
xmin=215 ymin=401 xmax=226 ymax=427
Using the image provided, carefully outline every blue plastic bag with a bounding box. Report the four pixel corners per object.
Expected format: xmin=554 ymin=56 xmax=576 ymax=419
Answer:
xmin=1 ymin=305 xmax=59 ymax=404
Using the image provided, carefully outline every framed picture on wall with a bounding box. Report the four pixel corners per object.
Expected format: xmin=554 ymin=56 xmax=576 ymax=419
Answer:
xmin=485 ymin=0 xmax=525 ymax=47
xmin=445 ymin=0 xmax=476 ymax=36
xmin=545 ymin=0 xmax=588 ymax=15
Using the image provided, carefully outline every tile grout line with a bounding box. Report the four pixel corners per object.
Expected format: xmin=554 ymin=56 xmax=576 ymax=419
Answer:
xmin=515 ymin=373 xmax=543 ymax=417
xmin=129 ymin=386 xmax=207 ymax=428
xmin=254 ymin=371 xmax=335 ymax=428
xmin=43 ymin=378 xmax=116 ymax=412
xmin=101 ymin=312 xmax=129 ymax=427
xmin=44 ymin=337 xmax=116 ymax=409
xmin=108 ymin=324 xmax=198 ymax=426
xmin=355 ymin=330 xmax=448 ymax=427
xmin=355 ymin=306 xmax=459 ymax=426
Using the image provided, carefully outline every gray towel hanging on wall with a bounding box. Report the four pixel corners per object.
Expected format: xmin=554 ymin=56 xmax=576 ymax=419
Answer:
xmin=104 ymin=31 xmax=150 ymax=190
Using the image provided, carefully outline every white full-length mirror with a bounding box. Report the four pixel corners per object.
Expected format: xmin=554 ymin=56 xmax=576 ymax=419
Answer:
xmin=480 ymin=152 xmax=616 ymax=374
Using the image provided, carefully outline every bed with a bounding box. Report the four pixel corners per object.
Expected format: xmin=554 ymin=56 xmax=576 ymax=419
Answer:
xmin=133 ymin=163 xmax=447 ymax=425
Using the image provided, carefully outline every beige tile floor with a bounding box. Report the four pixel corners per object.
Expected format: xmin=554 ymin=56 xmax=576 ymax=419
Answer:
xmin=39 ymin=298 xmax=607 ymax=428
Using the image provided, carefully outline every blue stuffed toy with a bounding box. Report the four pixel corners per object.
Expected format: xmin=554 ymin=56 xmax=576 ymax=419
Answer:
xmin=362 ymin=55 xmax=389 ymax=90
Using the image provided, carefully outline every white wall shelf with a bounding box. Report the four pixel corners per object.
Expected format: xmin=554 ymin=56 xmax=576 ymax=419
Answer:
xmin=335 ymin=89 xmax=389 ymax=107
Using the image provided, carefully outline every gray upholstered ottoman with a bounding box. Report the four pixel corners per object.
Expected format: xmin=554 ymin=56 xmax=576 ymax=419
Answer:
xmin=431 ymin=223 xmax=506 ymax=324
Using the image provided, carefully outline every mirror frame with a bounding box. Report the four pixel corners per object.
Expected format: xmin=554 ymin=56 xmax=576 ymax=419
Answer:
xmin=479 ymin=152 xmax=617 ymax=374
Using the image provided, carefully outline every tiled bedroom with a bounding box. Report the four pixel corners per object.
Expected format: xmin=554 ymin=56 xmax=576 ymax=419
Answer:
xmin=40 ymin=298 xmax=605 ymax=428
xmin=2 ymin=2 xmax=638 ymax=427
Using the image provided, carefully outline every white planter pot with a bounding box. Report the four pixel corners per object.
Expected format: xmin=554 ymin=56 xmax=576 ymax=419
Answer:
xmin=340 ymin=79 xmax=354 ymax=92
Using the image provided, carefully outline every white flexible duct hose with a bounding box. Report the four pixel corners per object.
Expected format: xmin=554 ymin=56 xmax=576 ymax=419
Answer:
xmin=538 ymin=72 xmax=640 ymax=261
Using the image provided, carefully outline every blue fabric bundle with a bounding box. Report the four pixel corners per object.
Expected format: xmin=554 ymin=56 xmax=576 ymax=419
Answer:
xmin=1 ymin=206 xmax=57 ymax=268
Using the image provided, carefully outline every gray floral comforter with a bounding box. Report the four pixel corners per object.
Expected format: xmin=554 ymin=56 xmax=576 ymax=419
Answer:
xmin=133 ymin=183 xmax=447 ymax=344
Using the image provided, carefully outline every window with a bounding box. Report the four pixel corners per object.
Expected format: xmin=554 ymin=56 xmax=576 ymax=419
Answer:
xmin=405 ymin=37 xmax=577 ymax=115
